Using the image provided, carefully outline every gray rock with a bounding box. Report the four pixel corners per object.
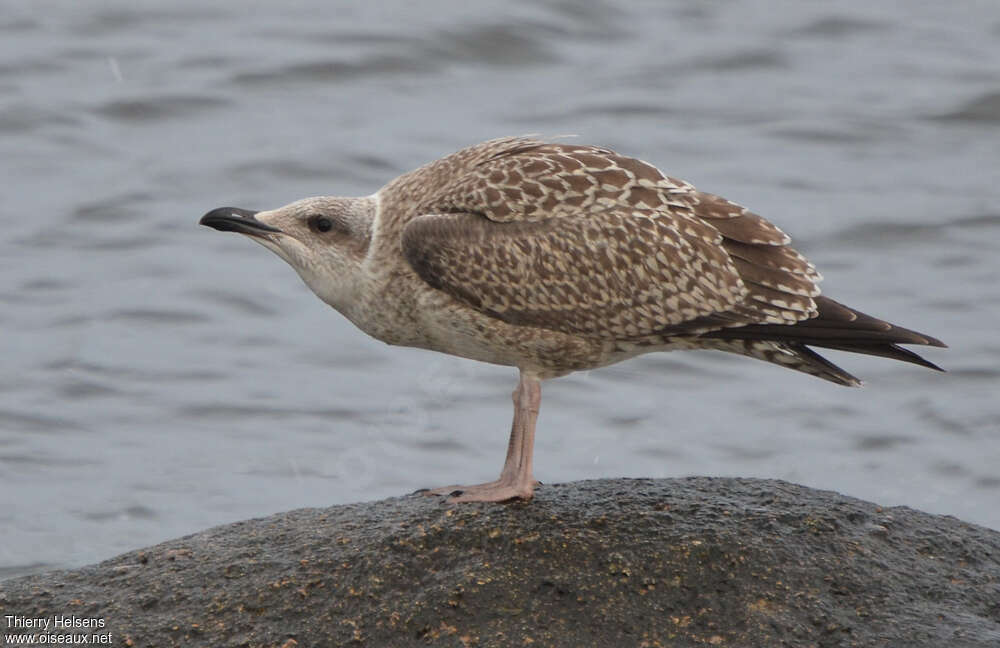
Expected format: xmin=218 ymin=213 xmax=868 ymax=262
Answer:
xmin=2 ymin=478 xmax=998 ymax=647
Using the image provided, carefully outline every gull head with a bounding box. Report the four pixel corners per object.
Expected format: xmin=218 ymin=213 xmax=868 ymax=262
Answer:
xmin=200 ymin=196 xmax=375 ymax=313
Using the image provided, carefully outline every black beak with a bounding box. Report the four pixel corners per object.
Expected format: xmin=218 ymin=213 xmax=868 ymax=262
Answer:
xmin=199 ymin=207 xmax=282 ymax=235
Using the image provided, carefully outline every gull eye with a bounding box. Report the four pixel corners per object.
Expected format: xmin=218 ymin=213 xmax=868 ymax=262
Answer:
xmin=310 ymin=215 xmax=333 ymax=233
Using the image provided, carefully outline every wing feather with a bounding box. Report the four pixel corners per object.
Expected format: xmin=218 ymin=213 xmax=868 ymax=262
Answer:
xmin=403 ymin=209 xmax=745 ymax=338
xmin=402 ymin=143 xmax=823 ymax=339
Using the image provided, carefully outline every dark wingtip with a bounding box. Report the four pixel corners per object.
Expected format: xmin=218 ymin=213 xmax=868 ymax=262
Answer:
xmin=702 ymin=295 xmax=946 ymax=373
xmin=922 ymin=335 xmax=948 ymax=349
xmin=887 ymin=344 xmax=946 ymax=371
xmin=886 ymin=329 xmax=946 ymax=349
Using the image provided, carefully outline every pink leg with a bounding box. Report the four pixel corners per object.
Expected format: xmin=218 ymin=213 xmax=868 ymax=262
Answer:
xmin=424 ymin=370 xmax=541 ymax=503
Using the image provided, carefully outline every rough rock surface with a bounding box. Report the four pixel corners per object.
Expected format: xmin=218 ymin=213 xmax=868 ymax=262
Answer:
xmin=2 ymin=478 xmax=998 ymax=647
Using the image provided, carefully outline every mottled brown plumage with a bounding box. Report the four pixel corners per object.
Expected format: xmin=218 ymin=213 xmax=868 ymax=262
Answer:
xmin=201 ymin=136 xmax=945 ymax=502
xmin=392 ymin=137 xmax=942 ymax=386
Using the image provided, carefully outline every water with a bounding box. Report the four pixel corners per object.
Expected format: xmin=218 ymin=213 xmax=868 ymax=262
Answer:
xmin=1 ymin=1 xmax=998 ymax=578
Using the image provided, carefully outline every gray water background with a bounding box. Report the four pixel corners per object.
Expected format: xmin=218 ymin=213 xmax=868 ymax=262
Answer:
xmin=1 ymin=1 xmax=998 ymax=577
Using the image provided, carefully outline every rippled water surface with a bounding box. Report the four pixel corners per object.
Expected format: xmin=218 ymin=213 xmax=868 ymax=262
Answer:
xmin=2 ymin=1 xmax=998 ymax=576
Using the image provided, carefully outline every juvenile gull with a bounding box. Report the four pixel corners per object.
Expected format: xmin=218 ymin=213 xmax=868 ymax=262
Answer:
xmin=200 ymin=137 xmax=945 ymax=503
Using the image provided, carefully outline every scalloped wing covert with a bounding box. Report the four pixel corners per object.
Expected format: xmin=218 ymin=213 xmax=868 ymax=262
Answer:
xmin=401 ymin=143 xmax=822 ymax=340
